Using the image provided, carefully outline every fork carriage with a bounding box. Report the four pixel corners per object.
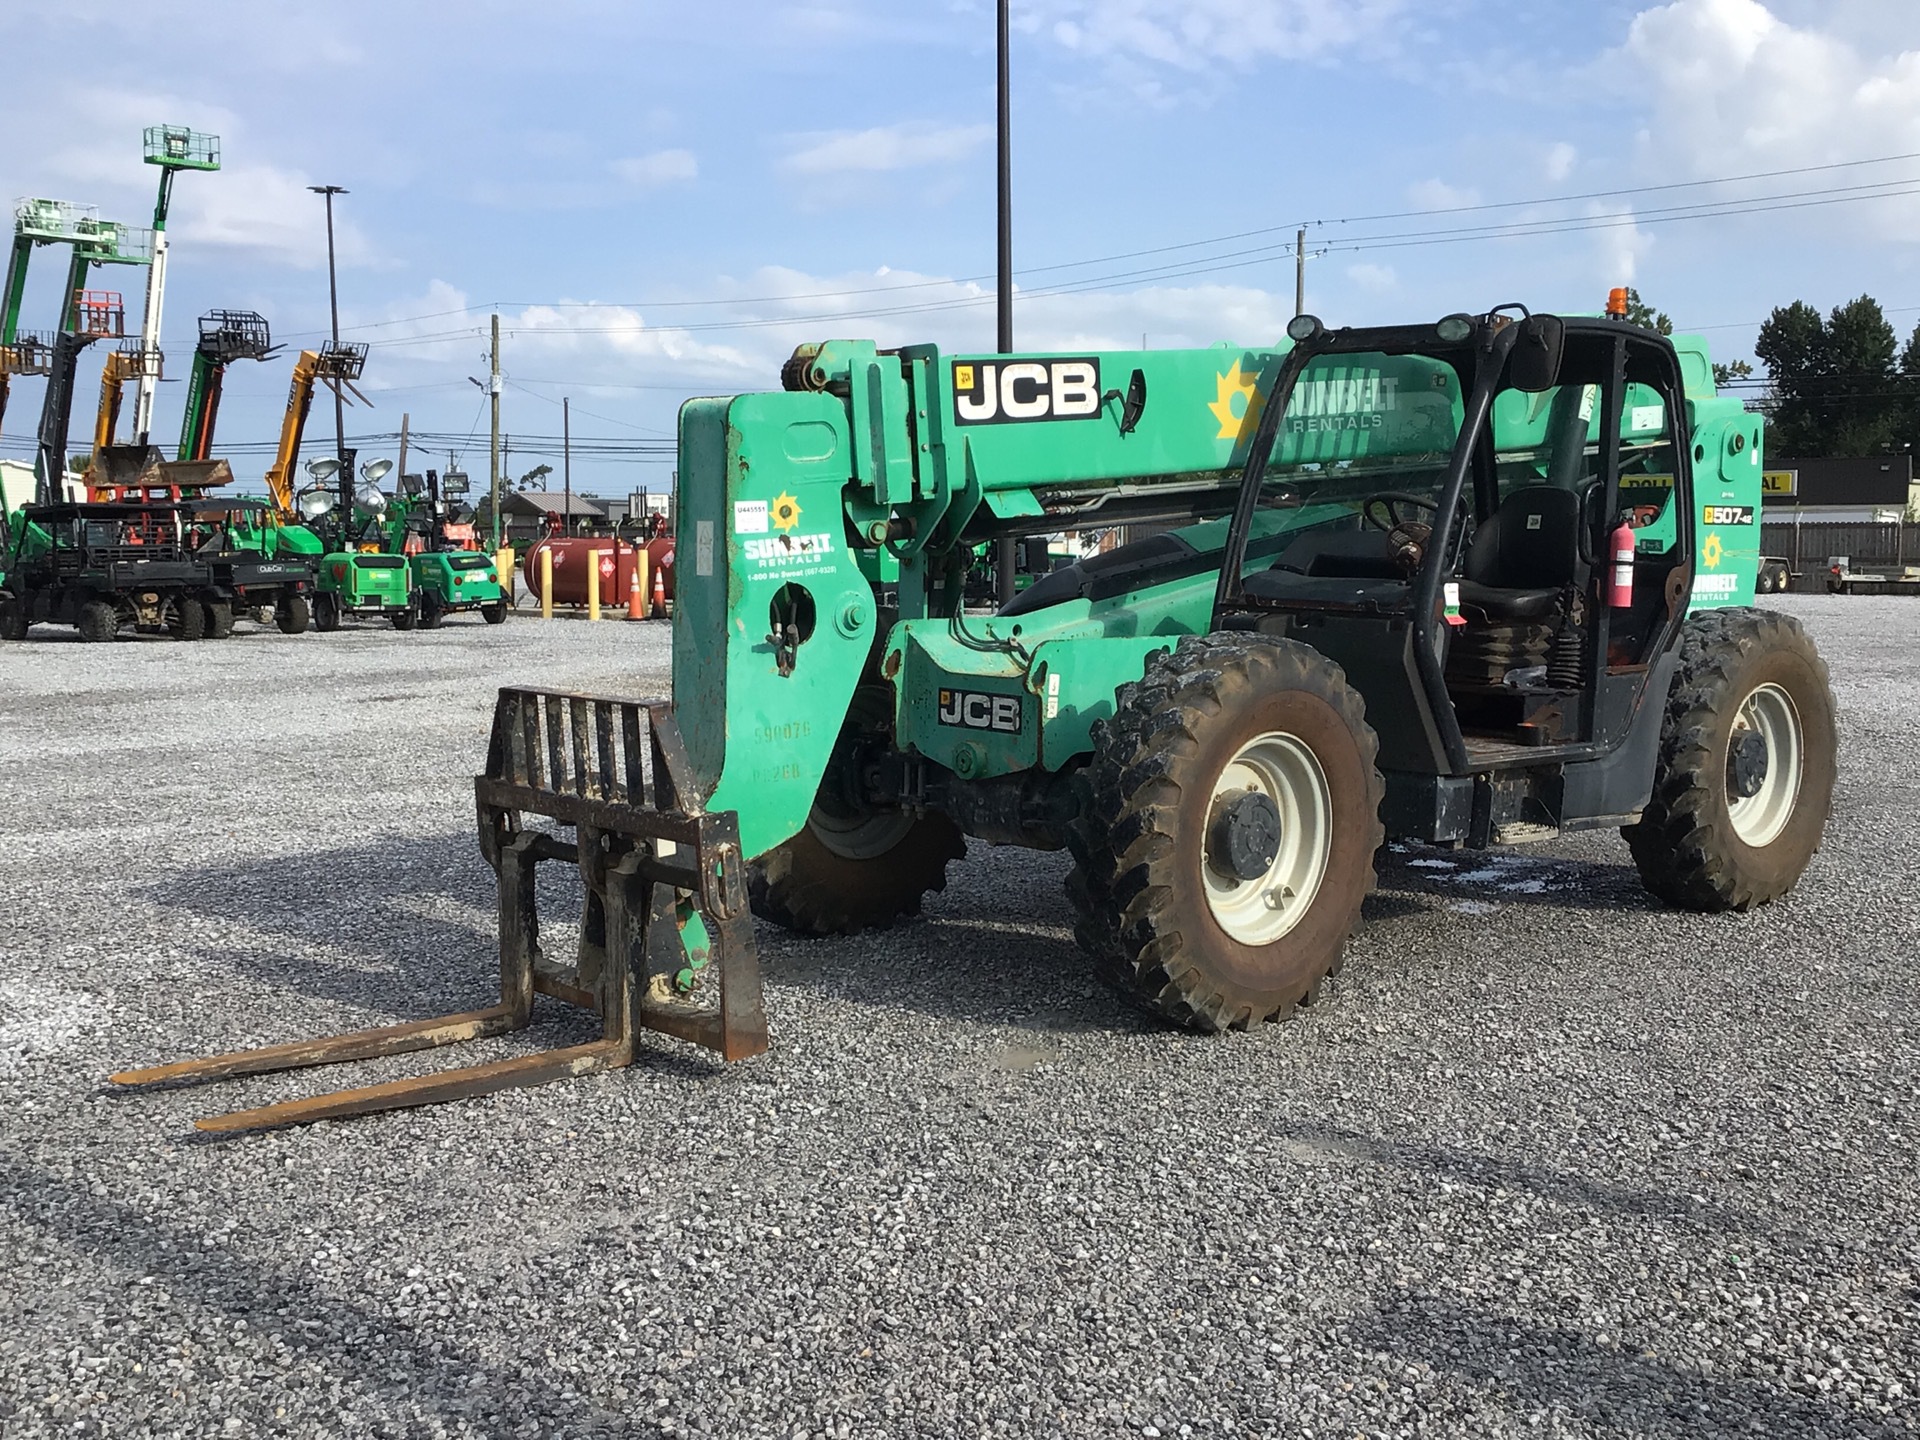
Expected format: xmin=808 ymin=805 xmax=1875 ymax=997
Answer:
xmin=111 ymin=688 xmax=767 ymax=1132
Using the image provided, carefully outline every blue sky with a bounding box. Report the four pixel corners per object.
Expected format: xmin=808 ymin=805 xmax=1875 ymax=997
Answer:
xmin=3 ymin=0 xmax=1918 ymax=497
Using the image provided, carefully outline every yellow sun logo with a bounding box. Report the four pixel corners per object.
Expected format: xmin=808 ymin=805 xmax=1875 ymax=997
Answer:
xmin=770 ymin=492 xmax=802 ymax=532
xmin=1208 ymin=360 xmax=1264 ymax=441
xmin=1701 ymin=532 xmax=1724 ymax=569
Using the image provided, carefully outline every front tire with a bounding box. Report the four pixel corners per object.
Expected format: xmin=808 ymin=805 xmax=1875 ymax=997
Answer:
xmin=77 ymin=599 xmax=119 ymax=644
xmin=204 ymin=601 xmax=235 ymax=639
xmin=1068 ymin=634 xmax=1384 ymax=1032
xmin=418 ymin=595 xmax=444 ymax=630
xmin=750 ymin=810 xmax=966 ymax=936
xmin=0 ymin=593 xmax=25 ymax=642
xmin=391 ymin=603 xmax=418 ymax=632
xmin=481 ymin=600 xmax=508 ymax=625
xmin=1625 ymin=608 xmax=1836 ymax=911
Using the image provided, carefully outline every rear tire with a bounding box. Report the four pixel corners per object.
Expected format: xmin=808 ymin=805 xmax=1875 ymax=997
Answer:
xmin=77 ymin=599 xmax=119 ymax=644
xmin=1624 ymin=607 xmax=1836 ymax=911
xmin=168 ymin=596 xmax=206 ymax=643
xmin=313 ymin=593 xmax=341 ymax=633
xmin=751 ymin=811 xmax=966 ymax=936
xmin=205 ymin=601 xmax=235 ymax=639
xmin=1068 ymin=634 xmax=1384 ymax=1032
xmin=276 ymin=594 xmax=311 ymax=635
xmin=0 ymin=593 xmax=25 ymax=641
xmin=418 ymin=595 xmax=444 ymax=630
xmin=481 ymin=600 xmax=508 ymax=625
xmin=391 ymin=604 xmax=418 ymax=632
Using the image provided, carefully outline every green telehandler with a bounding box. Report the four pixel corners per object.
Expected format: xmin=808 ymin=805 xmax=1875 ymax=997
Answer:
xmin=117 ymin=302 xmax=1837 ymax=1131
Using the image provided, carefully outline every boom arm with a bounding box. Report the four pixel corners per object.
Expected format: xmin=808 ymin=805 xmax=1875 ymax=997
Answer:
xmin=263 ymin=350 xmax=321 ymax=515
xmin=93 ymin=349 xmax=134 ymax=460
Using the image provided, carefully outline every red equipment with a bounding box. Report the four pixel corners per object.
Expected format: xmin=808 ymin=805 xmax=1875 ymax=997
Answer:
xmin=1608 ymin=518 xmax=1636 ymax=608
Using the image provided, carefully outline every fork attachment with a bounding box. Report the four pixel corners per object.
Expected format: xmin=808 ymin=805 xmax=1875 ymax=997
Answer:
xmin=110 ymin=688 xmax=768 ymax=1132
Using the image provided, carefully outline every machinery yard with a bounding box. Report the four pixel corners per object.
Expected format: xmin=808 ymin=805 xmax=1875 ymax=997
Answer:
xmin=0 ymin=593 xmax=1912 ymax=1439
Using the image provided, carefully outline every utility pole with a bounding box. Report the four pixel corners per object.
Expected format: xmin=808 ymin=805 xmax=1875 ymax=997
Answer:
xmin=309 ymin=185 xmax=348 ymax=474
xmin=994 ymin=0 xmax=1018 ymax=606
xmin=489 ymin=313 xmax=502 ymax=549
xmin=563 ymin=396 xmax=572 ymax=536
xmin=1295 ymin=226 xmax=1307 ymax=318
xmin=397 ymin=411 xmax=409 ymax=484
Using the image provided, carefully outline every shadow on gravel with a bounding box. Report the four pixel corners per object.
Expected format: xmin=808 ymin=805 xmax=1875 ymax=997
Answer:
xmin=133 ymin=830 xmax=521 ymax=1018
xmin=1273 ymin=1120 xmax=1763 ymax=1232
xmin=761 ymin=913 xmax=1151 ymax=1039
xmin=0 ymin=1159 xmax=652 ymax=1438
xmin=1355 ymin=1292 xmax=1906 ymax=1439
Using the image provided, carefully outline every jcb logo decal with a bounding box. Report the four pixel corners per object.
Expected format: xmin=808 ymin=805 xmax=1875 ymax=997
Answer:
xmin=1701 ymin=505 xmax=1755 ymax=526
xmin=952 ymin=358 xmax=1101 ymax=425
xmin=938 ymin=688 xmax=1023 ymax=733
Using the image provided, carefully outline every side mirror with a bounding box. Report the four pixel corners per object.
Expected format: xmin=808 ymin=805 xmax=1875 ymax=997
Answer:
xmin=1509 ymin=314 xmax=1565 ymax=393
xmin=1119 ymin=369 xmax=1147 ymax=435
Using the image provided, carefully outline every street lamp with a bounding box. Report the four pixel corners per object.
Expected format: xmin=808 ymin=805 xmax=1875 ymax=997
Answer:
xmin=309 ymin=185 xmax=349 ymax=479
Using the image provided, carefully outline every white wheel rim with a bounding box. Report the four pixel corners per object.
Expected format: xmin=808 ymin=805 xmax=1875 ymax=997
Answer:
xmin=1726 ymin=682 xmax=1803 ymax=848
xmin=1202 ymin=730 xmax=1333 ymax=945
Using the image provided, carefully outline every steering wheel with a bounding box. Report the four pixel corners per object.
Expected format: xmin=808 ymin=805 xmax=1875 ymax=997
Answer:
xmin=1363 ymin=492 xmax=1441 ymax=575
xmin=1362 ymin=492 xmax=1439 ymax=533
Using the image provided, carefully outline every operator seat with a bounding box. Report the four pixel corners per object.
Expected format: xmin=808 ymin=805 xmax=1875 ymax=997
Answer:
xmin=1456 ymin=485 xmax=1583 ymax=621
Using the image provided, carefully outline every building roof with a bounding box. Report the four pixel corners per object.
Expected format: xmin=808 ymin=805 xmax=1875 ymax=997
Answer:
xmin=1762 ymin=455 xmax=1914 ymax=509
xmin=496 ymin=490 xmax=608 ymax=517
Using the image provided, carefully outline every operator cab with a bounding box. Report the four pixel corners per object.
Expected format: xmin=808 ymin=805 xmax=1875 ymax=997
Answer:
xmin=1216 ymin=308 xmax=1695 ymax=839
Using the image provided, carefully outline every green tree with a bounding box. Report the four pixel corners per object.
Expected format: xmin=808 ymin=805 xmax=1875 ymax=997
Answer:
xmin=1623 ymin=288 xmax=1673 ymax=335
xmin=1825 ymin=295 xmax=1898 ymax=455
xmin=1713 ymin=359 xmax=1753 ymax=389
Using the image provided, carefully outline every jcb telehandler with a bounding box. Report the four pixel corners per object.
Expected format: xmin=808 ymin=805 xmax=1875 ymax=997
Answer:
xmin=117 ymin=302 xmax=1837 ymax=1130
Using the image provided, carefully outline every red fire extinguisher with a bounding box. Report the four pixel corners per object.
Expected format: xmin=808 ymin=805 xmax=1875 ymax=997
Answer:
xmin=1608 ymin=516 xmax=1636 ymax=608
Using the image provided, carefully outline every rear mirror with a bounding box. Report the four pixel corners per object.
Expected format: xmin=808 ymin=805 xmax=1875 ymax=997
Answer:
xmin=1509 ymin=314 xmax=1565 ymax=393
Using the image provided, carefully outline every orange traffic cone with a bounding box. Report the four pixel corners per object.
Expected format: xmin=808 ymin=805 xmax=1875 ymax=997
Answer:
xmin=650 ymin=563 xmax=669 ymax=620
xmin=627 ymin=557 xmax=645 ymax=621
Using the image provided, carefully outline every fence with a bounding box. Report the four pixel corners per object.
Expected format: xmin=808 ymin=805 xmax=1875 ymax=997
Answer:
xmin=1761 ymin=521 xmax=1920 ymax=572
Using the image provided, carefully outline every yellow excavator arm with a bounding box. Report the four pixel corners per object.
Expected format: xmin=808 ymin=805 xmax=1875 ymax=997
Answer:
xmin=92 ymin=349 xmax=135 ymax=463
xmin=263 ymin=349 xmax=321 ymax=515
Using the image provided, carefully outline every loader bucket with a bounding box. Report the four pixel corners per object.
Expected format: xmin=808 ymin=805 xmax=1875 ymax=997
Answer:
xmin=110 ymin=688 xmax=768 ymax=1132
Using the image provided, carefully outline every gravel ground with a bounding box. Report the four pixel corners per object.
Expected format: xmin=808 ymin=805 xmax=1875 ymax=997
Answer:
xmin=0 ymin=598 xmax=1914 ymax=1439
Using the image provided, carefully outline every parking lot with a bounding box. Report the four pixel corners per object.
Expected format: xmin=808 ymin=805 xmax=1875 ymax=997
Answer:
xmin=0 ymin=596 xmax=1914 ymax=1439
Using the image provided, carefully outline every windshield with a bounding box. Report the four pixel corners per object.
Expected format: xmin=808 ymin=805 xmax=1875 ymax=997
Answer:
xmin=1245 ymin=350 xmax=1467 ymax=534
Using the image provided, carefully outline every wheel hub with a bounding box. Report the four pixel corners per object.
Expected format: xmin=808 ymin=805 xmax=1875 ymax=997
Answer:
xmin=1206 ymin=789 xmax=1281 ymax=882
xmin=1201 ymin=730 xmax=1333 ymax=946
xmin=1727 ymin=728 xmax=1769 ymax=799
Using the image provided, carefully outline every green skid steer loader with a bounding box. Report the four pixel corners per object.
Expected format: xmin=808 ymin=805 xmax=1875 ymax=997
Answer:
xmin=117 ymin=303 xmax=1837 ymax=1130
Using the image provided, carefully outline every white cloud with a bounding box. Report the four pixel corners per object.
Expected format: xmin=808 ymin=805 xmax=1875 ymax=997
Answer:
xmin=1346 ymin=263 xmax=1397 ymax=294
xmin=1544 ymin=142 xmax=1577 ymax=183
xmin=1618 ymin=0 xmax=1920 ymax=233
xmin=172 ymin=163 xmax=376 ymax=270
xmin=610 ymin=149 xmax=698 ymax=188
xmin=1407 ymin=178 xmax=1481 ymax=211
xmin=1589 ymin=204 xmax=1653 ymax=287
xmin=781 ymin=122 xmax=991 ymax=176
xmin=1027 ymin=0 xmax=1406 ymax=71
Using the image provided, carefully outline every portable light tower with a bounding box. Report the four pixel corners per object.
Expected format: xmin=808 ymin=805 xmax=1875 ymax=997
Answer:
xmin=128 ymin=125 xmax=220 ymax=445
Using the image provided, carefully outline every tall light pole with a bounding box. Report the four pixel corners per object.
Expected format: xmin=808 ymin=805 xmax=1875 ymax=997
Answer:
xmin=996 ymin=0 xmax=1013 ymax=356
xmin=309 ymin=185 xmax=348 ymax=478
xmin=994 ymin=0 xmax=1018 ymax=604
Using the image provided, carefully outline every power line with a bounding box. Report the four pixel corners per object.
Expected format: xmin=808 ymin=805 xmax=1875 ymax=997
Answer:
xmin=261 ymin=148 xmax=1920 ymax=345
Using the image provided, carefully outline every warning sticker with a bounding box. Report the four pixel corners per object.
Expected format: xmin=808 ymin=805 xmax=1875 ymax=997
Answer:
xmin=734 ymin=500 xmax=770 ymax=535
